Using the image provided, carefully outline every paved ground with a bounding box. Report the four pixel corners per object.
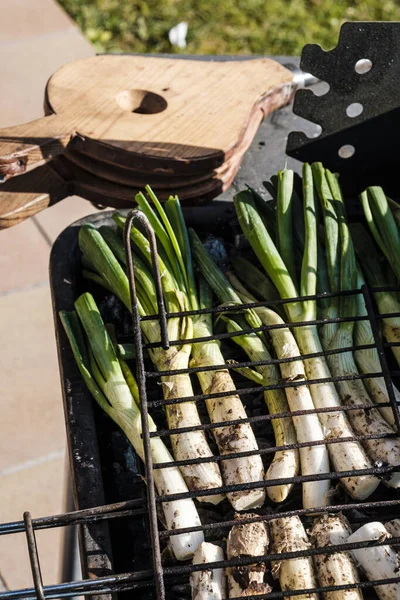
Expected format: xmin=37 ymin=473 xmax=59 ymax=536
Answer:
xmin=0 ymin=0 xmax=96 ymax=590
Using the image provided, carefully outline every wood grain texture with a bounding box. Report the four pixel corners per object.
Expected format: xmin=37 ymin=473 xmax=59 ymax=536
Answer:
xmin=65 ymin=150 xmax=221 ymax=189
xmin=0 ymin=114 xmax=72 ymax=179
xmin=0 ymin=55 xmax=294 ymax=179
xmin=0 ymin=164 xmax=68 ymax=229
xmin=0 ymin=152 xmax=238 ymax=228
xmin=49 ymin=155 xmax=233 ymax=200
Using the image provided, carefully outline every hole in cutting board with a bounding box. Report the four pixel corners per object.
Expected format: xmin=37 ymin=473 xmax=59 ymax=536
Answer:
xmin=116 ymin=89 xmax=168 ymax=114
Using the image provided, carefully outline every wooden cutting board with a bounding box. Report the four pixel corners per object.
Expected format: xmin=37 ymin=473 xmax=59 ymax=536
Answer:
xmin=0 ymin=55 xmax=294 ymax=180
xmin=49 ymin=155 xmax=232 ymax=200
xmin=0 ymin=158 xmax=229 ymax=229
xmin=64 ymin=150 xmax=226 ymax=189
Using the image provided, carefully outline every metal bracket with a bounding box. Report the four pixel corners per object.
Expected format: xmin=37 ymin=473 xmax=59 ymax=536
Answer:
xmin=286 ymin=21 xmax=400 ymax=197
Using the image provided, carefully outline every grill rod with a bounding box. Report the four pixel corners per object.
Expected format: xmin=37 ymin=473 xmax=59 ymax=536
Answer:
xmin=123 ymin=209 xmax=168 ymax=600
xmin=1 ymin=528 xmax=400 ymax=600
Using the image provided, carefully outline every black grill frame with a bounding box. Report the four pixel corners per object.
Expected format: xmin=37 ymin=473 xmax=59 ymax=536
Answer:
xmin=1 ymin=202 xmax=400 ymax=599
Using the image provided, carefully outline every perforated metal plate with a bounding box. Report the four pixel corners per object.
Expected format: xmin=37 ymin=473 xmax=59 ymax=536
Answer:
xmin=286 ymin=21 xmax=400 ymax=197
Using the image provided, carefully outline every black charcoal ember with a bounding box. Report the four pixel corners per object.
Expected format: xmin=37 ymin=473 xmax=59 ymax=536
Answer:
xmin=203 ymin=235 xmax=228 ymax=265
xmin=166 ymin=582 xmax=190 ymax=600
xmin=99 ymin=294 xmax=127 ymax=331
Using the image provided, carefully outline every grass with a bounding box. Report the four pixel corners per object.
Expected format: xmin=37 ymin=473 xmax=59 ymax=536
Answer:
xmin=59 ymin=0 xmax=400 ymax=56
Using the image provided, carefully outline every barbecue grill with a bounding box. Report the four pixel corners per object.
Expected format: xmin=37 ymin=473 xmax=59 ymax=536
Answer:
xmin=1 ymin=46 xmax=400 ymax=600
xmin=1 ymin=198 xmax=400 ymax=600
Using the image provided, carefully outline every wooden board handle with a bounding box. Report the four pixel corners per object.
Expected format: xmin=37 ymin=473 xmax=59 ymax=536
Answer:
xmin=0 ymin=164 xmax=69 ymax=229
xmin=0 ymin=113 xmax=73 ymax=181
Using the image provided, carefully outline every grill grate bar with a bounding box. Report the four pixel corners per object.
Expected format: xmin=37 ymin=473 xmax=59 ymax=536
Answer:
xmin=163 ymin=534 xmax=400 ymax=573
xmin=148 ymin=402 xmax=395 ymax=438
xmin=0 ymin=571 xmax=154 ymax=600
xmin=0 ymin=503 xmax=146 ymax=536
xmin=1 ymin=566 xmax=399 ymax=600
xmin=145 ymin=340 xmax=389 ymax=377
xmin=146 ymin=370 xmax=400 ymax=408
xmin=159 ymin=497 xmax=400 ymax=537
xmin=220 ymin=578 xmax=400 ymax=600
xmin=140 ymin=317 xmax=400 ymax=350
xmin=154 ymin=464 xmax=400 ymax=504
xmin=151 ymin=430 xmax=399 ymax=469
xmin=137 ymin=285 xmax=395 ymax=320
xmin=23 ymin=512 xmax=45 ymax=600
xmin=124 ymin=210 xmax=167 ymax=600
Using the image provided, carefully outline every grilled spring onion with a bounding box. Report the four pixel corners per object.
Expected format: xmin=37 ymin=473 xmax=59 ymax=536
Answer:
xmin=360 ymin=186 xmax=400 ymax=283
xmin=223 ymin=317 xmax=299 ymax=504
xmin=60 ymin=295 xmax=204 ymax=561
xmin=319 ymin=168 xmax=400 ymax=489
xmin=190 ymin=542 xmax=226 ymax=600
xmin=385 ymin=519 xmax=400 ymax=543
xmin=227 ymin=271 xmax=330 ymax=510
xmin=351 ymin=221 xmax=400 ymax=372
xmin=226 ymin=515 xmax=271 ymax=597
xmin=190 ymin=229 xmax=298 ymax=504
xmin=232 ymin=256 xmax=283 ymax=315
xmin=116 ymin=343 xmax=136 ymax=360
xmin=190 ymin=277 xmax=265 ymax=511
xmin=384 ymin=518 xmax=400 ymax=559
xmin=121 ymin=190 xmax=266 ymax=512
xmin=343 ymin=186 xmax=400 ymax=425
xmin=353 ymin=268 xmax=400 ymax=428
xmin=310 ymin=514 xmax=362 ymax=600
xmin=234 ymin=165 xmax=378 ymax=501
xmin=312 ymin=164 xmax=341 ymax=353
xmin=79 ymin=222 xmax=224 ymax=504
xmin=347 ymin=521 xmax=400 ymax=600
xmin=270 ymin=516 xmax=319 ymax=600
xmin=387 ymin=197 xmax=400 ymax=226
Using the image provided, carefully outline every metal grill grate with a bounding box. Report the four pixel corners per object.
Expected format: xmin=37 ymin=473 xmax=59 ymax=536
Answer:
xmin=1 ymin=207 xmax=400 ymax=599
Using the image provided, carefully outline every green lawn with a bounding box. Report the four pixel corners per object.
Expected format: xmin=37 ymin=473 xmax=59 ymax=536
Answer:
xmin=59 ymin=0 xmax=400 ymax=55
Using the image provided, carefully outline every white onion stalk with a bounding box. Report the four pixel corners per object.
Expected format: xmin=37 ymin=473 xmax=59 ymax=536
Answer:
xmin=294 ymin=325 xmax=377 ymax=500
xmin=328 ymin=329 xmax=400 ymax=489
xmin=227 ymin=272 xmax=330 ymax=510
xmin=190 ymin=542 xmax=226 ymax=600
xmin=310 ymin=514 xmax=362 ymax=600
xmin=387 ymin=196 xmax=400 ymax=228
xmin=191 ymin=279 xmax=265 ymax=511
xmin=223 ymin=318 xmax=299 ymax=504
xmin=360 ymin=186 xmax=400 ymax=283
xmin=350 ymin=221 xmax=400 ymax=373
xmin=226 ymin=515 xmax=271 ymax=597
xmin=354 ymin=269 xmax=400 ymax=427
xmin=60 ymin=297 xmax=204 ymax=561
xmin=315 ymin=168 xmax=341 ymax=354
xmin=190 ymin=229 xmax=297 ymax=504
xmin=234 ymin=166 xmax=379 ymax=500
xmin=156 ymin=195 xmax=264 ymax=511
xmin=372 ymin=290 xmax=400 ymax=372
xmin=80 ymin=222 xmax=224 ymax=504
xmin=270 ymin=516 xmax=319 ymax=600
xmin=348 ymin=521 xmax=400 ymax=600
xmin=152 ymin=328 xmax=225 ymax=503
xmin=322 ymin=176 xmax=400 ymax=489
